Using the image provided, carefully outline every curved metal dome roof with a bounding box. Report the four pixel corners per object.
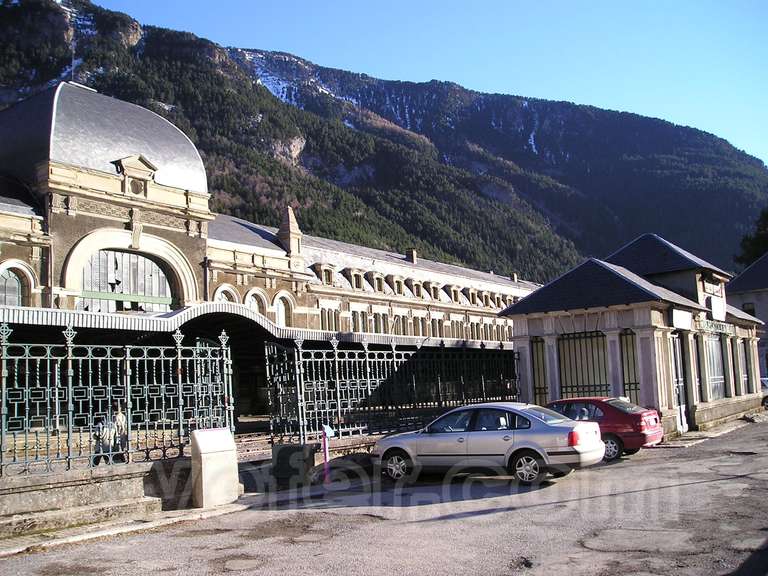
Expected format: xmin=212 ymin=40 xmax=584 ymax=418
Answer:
xmin=0 ymin=82 xmax=207 ymax=194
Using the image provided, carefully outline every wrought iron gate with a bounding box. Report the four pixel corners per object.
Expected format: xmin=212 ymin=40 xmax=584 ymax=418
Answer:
xmin=266 ymin=339 xmax=518 ymax=443
xmin=0 ymin=324 xmax=233 ymax=476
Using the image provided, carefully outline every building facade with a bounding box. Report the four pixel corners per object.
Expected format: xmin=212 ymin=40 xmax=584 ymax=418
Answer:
xmin=0 ymin=82 xmax=533 ymax=425
xmin=727 ymin=252 xmax=768 ymax=378
xmin=502 ymin=235 xmax=763 ymax=436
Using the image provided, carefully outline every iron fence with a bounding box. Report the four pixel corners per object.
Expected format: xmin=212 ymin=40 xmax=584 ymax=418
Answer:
xmin=557 ymin=331 xmax=611 ymax=398
xmin=0 ymin=324 xmax=233 ymax=477
xmin=266 ymin=339 xmax=518 ymax=443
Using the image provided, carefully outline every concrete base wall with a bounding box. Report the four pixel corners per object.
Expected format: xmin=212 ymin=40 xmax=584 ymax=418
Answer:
xmin=692 ymin=395 xmax=762 ymax=431
xmin=0 ymin=458 xmax=193 ymax=518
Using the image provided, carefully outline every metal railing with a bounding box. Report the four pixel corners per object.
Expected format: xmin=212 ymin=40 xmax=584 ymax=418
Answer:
xmin=0 ymin=324 xmax=233 ymax=477
xmin=266 ymin=338 xmax=519 ymax=444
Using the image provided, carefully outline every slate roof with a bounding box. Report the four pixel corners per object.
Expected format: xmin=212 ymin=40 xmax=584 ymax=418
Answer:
xmin=0 ymin=176 xmax=41 ymax=217
xmin=208 ymin=214 xmax=537 ymax=290
xmin=499 ymin=258 xmax=705 ymax=316
xmin=0 ymin=82 xmax=207 ymax=194
xmin=605 ymin=233 xmax=730 ymax=278
xmin=208 ymin=214 xmax=285 ymax=252
xmin=726 ymin=304 xmax=764 ymax=325
xmin=727 ymin=252 xmax=768 ymax=294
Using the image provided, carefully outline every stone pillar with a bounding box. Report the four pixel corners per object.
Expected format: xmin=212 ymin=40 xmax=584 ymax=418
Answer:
xmin=543 ymin=335 xmax=561 ymax=401
xmin=513 ymin=338 xmax=533 ymax=404
xmin=721 ymin=334 xmax=735 ymax=398
xmin=604 ymin=329 xmax=624 ymax=397
xmin=732 ymin=338 xmax=745 ymax=397
xmin=696 ymin=332 xmax=711 ymax=403
xmin=747 ymin=337 xmax=760 ymax=394
xmin=636 ymin=330 xmax=660 ymax=410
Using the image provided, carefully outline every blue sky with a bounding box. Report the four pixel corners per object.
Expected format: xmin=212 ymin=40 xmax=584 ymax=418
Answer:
xmin=96 ymin=0 xmax=768 ymax=164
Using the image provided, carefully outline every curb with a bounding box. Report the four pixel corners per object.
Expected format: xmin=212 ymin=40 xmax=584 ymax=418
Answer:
xmin=0 ymin=479 xmax=368 ymax=559
xmin=648 ymin=420 xmax=751 ymax=449
xmin=0 ymin=501 xmax=249 ymax=559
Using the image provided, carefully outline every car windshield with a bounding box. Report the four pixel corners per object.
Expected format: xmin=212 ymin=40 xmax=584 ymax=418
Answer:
xmin=605 ymin=398 xmax=646 ymax=414
xmin=524 ymin=405 xmax=567 ymax=423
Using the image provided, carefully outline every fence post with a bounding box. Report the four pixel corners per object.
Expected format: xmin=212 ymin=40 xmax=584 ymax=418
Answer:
xmin=63 ymin=324 xmax=76 ymax=470
xmin=123 ymin=345 xmax=132 ymax=464
xmin=330 ymin=336 xmax=341 ymax=435
xmin=293 ymin=339 xmax=305 ymax=445
xmin=0 ymin=323 xmax=12 ymax=477
xmin=172 ymin=329 xmax=185 ymax=452
xmin=219 ymin=330 xmax=233 ymax=433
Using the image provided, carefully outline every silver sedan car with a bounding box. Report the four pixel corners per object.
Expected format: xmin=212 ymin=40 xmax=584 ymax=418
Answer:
xmin=372 ymin=402 xmax=605 ymax=484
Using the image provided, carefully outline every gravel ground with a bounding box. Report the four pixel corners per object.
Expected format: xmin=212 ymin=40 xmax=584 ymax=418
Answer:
xmin=2 ymin=422 xmax=767 ymax=576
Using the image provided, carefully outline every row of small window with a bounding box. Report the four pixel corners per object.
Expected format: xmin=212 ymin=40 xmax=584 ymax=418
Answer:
xmin=320 ymin=308 xmax=514 ymax=341
xmin=319 ymin=268 xmax=519 ymax=308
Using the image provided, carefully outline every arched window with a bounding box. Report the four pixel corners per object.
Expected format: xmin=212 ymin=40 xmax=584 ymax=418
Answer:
xmin=275 ymin=296 xmax=292 ymax=327
xmin=77 ymin=249 xmax=173 ymax=313
xmin=0 ymin=269 xmax=23 ymax=306
xmin=320 ymin=308 xmax=340 ymax=331
xmin=214 ymin=286 xmax=237 ymax=303
xmin=246 ymin=292 xmax=266 ymax=315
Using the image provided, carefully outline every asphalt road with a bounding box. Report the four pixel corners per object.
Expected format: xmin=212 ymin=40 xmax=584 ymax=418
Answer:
xmin=3 ymin=422 xmax=768 ymax=576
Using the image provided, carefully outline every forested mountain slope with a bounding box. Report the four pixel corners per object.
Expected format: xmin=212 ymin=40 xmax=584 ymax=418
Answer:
xmin=2 ymin=0 xmax=766 ymax=282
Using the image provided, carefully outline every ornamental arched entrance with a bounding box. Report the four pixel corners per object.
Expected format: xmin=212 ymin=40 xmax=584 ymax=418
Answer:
xmin=179 ymin=311 xmax=277 ymax=432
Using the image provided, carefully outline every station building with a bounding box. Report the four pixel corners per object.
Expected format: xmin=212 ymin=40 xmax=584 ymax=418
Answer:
xmin=501 ymin=234 xmax=763 ymax=436
xmin=727 ymin=252 xmax=768 ymax=377
xmin=0 ymin=82 xmax=533 ymax=430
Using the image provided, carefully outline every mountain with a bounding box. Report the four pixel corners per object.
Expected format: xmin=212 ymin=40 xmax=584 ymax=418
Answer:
xmin=1 ymin=0 xmax=766 ymax=283
xmin=233 ymin=49 xmax=768 ymax=268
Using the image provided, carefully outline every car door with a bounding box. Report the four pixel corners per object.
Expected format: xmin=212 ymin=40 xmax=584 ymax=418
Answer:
xmin=416 ymin=409 xmax=473 ymax=469
xmin=466 ymin=408 xmax=513 ymax=468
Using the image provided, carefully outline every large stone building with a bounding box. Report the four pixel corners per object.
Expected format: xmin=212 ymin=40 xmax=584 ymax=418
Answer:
xmin=502 ymin=234 xmax=763 ymax=436
xmin=0 ymin=82 xmax=534 ymax=423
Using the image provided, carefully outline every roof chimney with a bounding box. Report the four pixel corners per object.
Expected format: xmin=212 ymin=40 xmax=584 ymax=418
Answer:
xmin=512 ymin=272 xmax=518 ymax=283
xmin=406 ymin=248 xmax=417 ymax=264
xmin=278 ymin=205 xmax=302 ymax=255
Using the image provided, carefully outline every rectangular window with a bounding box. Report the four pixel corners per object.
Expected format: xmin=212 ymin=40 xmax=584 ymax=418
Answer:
xmin=322 ymin=269 xmax=333 ymax=285
xmin=531 ymin=337 xmax=548 ymax=405
xmin=705 ymin=335 xmax=725 ymax=400
xmin=413 ymin=284 xmax=421 ymax=298
xmin=620 ymin=330 xmax=640 ymax=405
xmin=739 ymin=340 xmax=750 ymax=393
xmin=353 ymin=275 xmax=363 ymax=290
xmin=557 ymin=331 xmax=610 ymax=398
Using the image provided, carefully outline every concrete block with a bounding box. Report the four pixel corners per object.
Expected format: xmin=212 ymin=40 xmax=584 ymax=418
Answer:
xmin=191 ymin=428 xmax=239 ymax=508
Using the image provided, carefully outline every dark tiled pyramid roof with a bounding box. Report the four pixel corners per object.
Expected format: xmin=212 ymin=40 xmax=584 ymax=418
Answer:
xmin=727 ymin=252 xmax=768 ymax=294
xmin=606 ymin=233 xmax=730 ymax=278
xmin=499 ymin=258 xmax=704 ymax=316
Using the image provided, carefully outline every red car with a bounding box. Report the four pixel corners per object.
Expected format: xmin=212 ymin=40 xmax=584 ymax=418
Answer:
xmin=546 ymin=397 xmax=663 ymax=461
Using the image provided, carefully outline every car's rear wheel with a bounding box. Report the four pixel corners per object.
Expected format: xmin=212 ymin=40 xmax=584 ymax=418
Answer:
xmin=510 ymin=451 xmax=546 ymax=484
xmin=623 ymin=448 xmax=641 ymax=456
xmin=382 ymin=449 xmax=414 ymax=482
xmin=603 ymin=435 xmax=623 ymax=461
